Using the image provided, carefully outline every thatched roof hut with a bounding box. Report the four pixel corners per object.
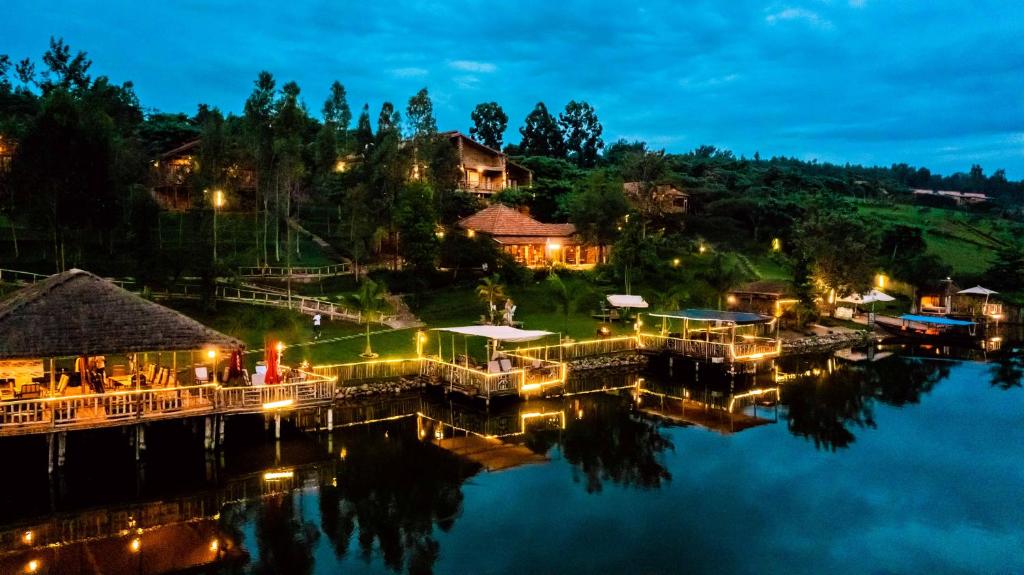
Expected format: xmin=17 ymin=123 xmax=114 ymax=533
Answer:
xmin=0 ymin=269 xmax=241 ymax=360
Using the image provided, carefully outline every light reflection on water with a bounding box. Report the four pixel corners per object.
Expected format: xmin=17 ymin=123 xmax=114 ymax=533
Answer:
xmin=0 ymin=344 xmax=1021 ymax=574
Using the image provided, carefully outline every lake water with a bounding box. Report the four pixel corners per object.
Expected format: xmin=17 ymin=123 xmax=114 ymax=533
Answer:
xmin=1 ymin=344 xmax=1022 ymax=574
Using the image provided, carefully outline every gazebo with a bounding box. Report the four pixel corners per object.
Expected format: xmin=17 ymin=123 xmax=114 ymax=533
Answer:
xmin=0 ymin=269 xmax=242 ymax=400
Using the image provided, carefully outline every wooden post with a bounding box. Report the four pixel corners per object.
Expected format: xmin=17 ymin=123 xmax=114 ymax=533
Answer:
xmin=274 ymin=413 xmax=281 ymax=439
xmin=57 ymin=432 xmax=66 ymax=467
xmin=47 ymin=433 xmax=55 ymax=475
xmin=204 ymin=416 xmax=213 ymax=450
xmin=218 ymin=416 xmax=225 ymax=446
xmin=327 ymin=408 xmax=333 ymax=431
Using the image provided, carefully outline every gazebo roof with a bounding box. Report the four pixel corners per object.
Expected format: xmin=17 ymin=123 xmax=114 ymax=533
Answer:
xmin=647 ymin=309 xmax=773 ymax=325
xmin=0 ymin=269 xmax=242 ymax=359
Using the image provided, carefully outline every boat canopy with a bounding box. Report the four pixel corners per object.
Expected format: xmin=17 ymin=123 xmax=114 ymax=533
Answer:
xmin=607 ymin=294 xmax=649 ymax=308
xmin=898 ymin=314 xmax=976 ymax=326
xmin=647 ymin=309 xmax=773 ymax=325
xmin=431 ymin=326 xmax=555 ymax=342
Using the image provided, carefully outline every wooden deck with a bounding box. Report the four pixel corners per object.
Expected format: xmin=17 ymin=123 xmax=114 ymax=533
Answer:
xmin=637 ymin=333 xmax=780 ymax=363
xmin=0 ymin=375 xmax=335 ymax=437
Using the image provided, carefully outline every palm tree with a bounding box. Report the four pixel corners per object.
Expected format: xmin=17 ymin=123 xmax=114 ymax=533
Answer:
xmin=348 ymin=278 xmax=388 ymax=358
xmin=475 ymin=275 xmax=506 ymax=323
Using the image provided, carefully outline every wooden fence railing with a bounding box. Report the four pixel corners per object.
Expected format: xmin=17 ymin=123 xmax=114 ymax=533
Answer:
xmin=514 ymin=336 xmax=638 ymax=362
xmin=0 ymin=268 xmax=48 ymax=284
xmin=637 ymin=334 xmax=780 ymax=362
xmin=237 ymin=263 xmax=352 ymax=278
xmin=0 ymin=375 xmax=335 ymax=436
xmin=310 ymin=359 xmax=424 ymax=386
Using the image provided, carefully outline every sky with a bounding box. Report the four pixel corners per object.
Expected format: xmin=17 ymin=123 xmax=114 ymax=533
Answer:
xmin=4 ymin=0 xmax=1023 ymax=177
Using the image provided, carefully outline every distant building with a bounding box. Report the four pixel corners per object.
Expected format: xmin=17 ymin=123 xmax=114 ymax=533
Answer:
xmin=911 ymin=188 xmax=989 ymax=206
xmin=150 ymin=140 xmax=256 ymax=210
xmin=457 ymin=204 xmax=600 ymax=267
xmin=623 ymin=182 xmax=689 ymax=214
xmin=443 ymin=131 xmax=532 ymax=197
xmin=0 ymin=135 xmax=15 ymax=174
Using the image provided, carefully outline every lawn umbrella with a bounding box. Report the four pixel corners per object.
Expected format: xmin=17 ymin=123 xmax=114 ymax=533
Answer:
xmin=265 ymin=340 xmax=281 ymax=384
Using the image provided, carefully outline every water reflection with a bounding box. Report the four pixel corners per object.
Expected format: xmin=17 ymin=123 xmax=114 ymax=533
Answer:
xmin=778 ymin=352 xmax=951 ymax=451
xmin=322 ymin=419 xmax=479 ymax=574
xmin=0 ymin=346 xmax=1021 ymax=574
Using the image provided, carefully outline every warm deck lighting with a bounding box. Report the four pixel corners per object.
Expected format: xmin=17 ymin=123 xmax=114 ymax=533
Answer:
xmin=276 ymin=342 xmax=286 ymax=353
xmin=214 ymin=190 xmax=225 ymax=208
xmin=210 ymin=539 xmax=219 ymax=552
xmin=263 ymin=470 xmax=294 ymax=481
xmin=130 ymin=537 xmax=141 ymax=552
xmin=22 ymin=531 xmax=33 ymax=545
xmin=25 ymin=560 xmax=39 ymax=573
xmin=262 ymin=399 xmax=294 ymax=410
xmin=207 ymin=349 xmax=217 ymax=359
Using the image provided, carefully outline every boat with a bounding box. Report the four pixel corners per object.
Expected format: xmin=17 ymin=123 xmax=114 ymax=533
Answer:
xmin=876 ymin=313 xmax=981 ymax=344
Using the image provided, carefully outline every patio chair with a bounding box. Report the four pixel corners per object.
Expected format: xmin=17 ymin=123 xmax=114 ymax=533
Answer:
xmin=487 ymin=360 xmax=501 ymax=373
xmin=55 ymin=374 xmax=69 ymax=395
xmin=194 ymin=366 xmax=211 ymax=384
xmin=18 ymin=383 xmax=41 ymax=400
xmin=499 ymin=358 xmax=513 ymax=372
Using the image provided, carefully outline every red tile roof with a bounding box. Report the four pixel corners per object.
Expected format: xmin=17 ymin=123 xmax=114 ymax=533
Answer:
xmin=457 ymin=204 xmax=576 ymax=238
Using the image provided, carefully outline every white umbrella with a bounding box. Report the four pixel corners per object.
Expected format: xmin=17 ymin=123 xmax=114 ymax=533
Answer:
xmin=607 ymin=294 xmax=649 ymax=309
xmin=838 ymin=289 xmax=895 ymax=305
xmin=958 ymin=285 xmax=998 ymax=312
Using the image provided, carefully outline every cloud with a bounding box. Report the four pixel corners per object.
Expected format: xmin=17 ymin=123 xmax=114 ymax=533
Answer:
xmin=449 ymin=60 xmax=496 ymax=73
xmin=390 ymin=67 xmax=429 ymax=78
xmin=765 ymin=7 xmax=833 ymax=29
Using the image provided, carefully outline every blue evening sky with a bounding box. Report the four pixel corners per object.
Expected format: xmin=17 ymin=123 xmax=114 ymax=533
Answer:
xmin=4 ymin=1 xmax=1023 ymax=177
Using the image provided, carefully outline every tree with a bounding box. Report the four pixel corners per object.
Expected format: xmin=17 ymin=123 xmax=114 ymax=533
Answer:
xmin=353 ymin=103 xmax=374 ymax=153
xmin=348 ymin=278 xmax=388 ymax=358
xmin=619 ymin=149 xmax=668 ymax=237
xmin=273 ymin=81 xmax=308 ymax=262
xmin=518 ymin=102 xmax=564 ymax=158
xmin=243 ymin=71 xmax=277 ymax=264
xmin=985 ymin=241 xmax=1024 ymax=292
xmin=322 ymin=81 xmax=351 ymax=143
xmin=702 ymin=253 xmax=744 ymax=309
xmin=39 ymin=37 xmax=92 ymax=95
xmin=377 ymin=102 xmax=400 ymax=135
xmin=469 ymin=102 xmax=507 ymax=149
xmin=611 ymin=222 xmax=664 ymax=294
xmin=566 ymin=171 xmax=627 ymax=262
xmin=395 ymin=181 xmax=439 ymax=275
xmin=405 ymin=87 xmax=437 ymax=140
xmin=559 ymin=100 xmax=603 ymax=167
xmin=793 ymin=208 xmax=878 ymax=298
xmin=476 ymin=275 xmax=507 ymax=323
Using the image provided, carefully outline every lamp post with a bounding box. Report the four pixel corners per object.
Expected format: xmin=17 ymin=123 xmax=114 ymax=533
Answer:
xmin=213 ymin=190 xmax=225 ymax=261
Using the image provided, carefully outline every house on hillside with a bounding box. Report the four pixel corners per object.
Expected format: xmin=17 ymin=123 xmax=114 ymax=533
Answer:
xmin=443 ymin=131 xmax=532 ymax=197
xmin=623 ymin=182 xmax=689 ymax=215
xmin=457 ymin=204 xmax=600 ymax=267
xmin=911 ymin=189 xmax=989 ymax=206
xmin=150 ymin=140 xmax=257 ymax=210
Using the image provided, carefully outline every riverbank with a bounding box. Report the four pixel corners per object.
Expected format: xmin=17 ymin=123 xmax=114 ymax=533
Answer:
xmin=782 ymin=330 xmax=878 ymax=356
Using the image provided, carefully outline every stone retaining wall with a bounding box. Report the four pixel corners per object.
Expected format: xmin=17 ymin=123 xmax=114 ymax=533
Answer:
xmin=781 ymin=331 xmax=877 ymax=356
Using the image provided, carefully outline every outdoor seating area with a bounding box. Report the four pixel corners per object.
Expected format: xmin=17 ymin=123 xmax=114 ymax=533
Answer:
xmin=422 ymin=326 xmax=568 ymax=401
xmin=637 ymin=309 xmax=781 ymax=364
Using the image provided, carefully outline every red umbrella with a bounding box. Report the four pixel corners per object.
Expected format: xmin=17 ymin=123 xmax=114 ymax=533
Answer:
xmin=265 ymin=340 xmax=281 ymax=385
xmin=228 ymin=349 xmax=243 ymax=381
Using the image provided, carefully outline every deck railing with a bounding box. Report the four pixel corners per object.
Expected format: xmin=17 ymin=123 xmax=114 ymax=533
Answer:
xmin=310 ymin=358 xmax=424 ymax=386
xmin=637 ymin=334 xmax=780 ymax=362
xmin=0 ymin=375 xmax=336 ymax=436
xmin=0 ymin=268 xmax=48 ymax=285
xmin=420 ymin=358 xmax=524 ymax=399
xmin=237 ymin=263 xmax=352 ymax=278
xmin=514 ymin=336 xmax=638 ymax=362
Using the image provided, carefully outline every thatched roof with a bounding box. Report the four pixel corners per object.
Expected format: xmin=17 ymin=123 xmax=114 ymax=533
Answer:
xmin=0 ymin=269 xmax=242 ymax=359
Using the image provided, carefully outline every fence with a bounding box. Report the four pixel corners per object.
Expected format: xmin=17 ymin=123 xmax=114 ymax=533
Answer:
xmin=514 ymin=336 xmax=638 ymax=362
xmin=310 ymin=359 xmax=424 ymax=387
xmin=637 ymin=334 xmax=779 ymax=362
xmin=0 ymin=375 xmax=335 ymax=436
xmin=0 ymin=268 xmax=48 ymax=284
xmin=237 ymin=263 xmax=352 ymax=278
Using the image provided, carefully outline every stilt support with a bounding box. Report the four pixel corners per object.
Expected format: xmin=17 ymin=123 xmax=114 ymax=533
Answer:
xmin=57 ymin=432 xmax=67 ymax=467
xmin=327 ymin=408 xmax=334 ymax=431
xmin=274 ymin=413 xmax=281 ymax=440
